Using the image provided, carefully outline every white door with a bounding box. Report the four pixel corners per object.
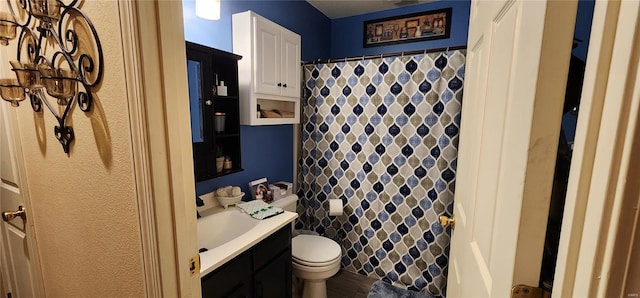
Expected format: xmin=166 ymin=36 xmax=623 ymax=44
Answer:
xmin=253 ymin=16 xmax=281 ymax=96
xmin=280 ymin=29 xmax=301 ymax=98
xmin=446 ymin=0 xmax=577 ymax=296
xmin=0 ymin=102 xmax=41 ymax=298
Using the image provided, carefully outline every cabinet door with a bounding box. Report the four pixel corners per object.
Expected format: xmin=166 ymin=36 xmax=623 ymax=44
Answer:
xmin=280 ymin=30 xmax=301 ymax=98
xmin=253 ymin=16 xmax=281 ymax=96
xmin=201 ymin=252 xmax=252 ymax=298
xmin=186 ymin=45 xmax=216 ymax=181
xmin=254 ymin=250 xmax=292 ymax=298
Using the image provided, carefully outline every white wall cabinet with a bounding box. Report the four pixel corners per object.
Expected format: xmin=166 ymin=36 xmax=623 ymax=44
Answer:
xmin=233 ymin=11 xmax=301 ymax=125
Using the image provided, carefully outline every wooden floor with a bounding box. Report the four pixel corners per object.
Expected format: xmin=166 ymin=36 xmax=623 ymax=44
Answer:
xmin=326 ymin=270 xmax=378 ymax=298
xmin=293 ymin=269 xmax=378 ymax=298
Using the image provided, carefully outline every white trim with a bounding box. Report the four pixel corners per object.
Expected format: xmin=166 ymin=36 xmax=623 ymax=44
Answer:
xmin=0 ymin=45 xmax=45 ymax=298
xmin=118 ymin=1 xmax=199 ymax=296
xmin=554 ymin=0 xmax=640 ymax=296
xmin=578 ymin=1 xmax=640 ymax=295
xmin=552 ymin=1 xmax=619 ymax=296
xmin=118 ymin=1 xmax=162 ymax=297
xmin=155 ymin=1 xmax=200 ymax=295
xmin=1 ymin=100 xmax=45 ymax=298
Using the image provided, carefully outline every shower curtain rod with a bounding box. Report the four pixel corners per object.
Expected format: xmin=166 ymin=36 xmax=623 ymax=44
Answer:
xmin=302 ymin=45 xmax=467 ymax=65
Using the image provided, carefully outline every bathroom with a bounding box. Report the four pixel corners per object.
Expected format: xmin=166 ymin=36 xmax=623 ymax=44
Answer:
xmin=2 ymin=0 xmax=637 ymax=297
xmin=185 ymin=0 xmax=597 ymax=297
xmin=186 ymin=0 xmax=469 ymax=296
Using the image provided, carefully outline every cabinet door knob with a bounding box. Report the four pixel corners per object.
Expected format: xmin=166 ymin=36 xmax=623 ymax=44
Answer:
xmin=205 ymin=99 xmax=212 ymax=106
xmin=277 ymin=83 xmax=282 ymax=87
xmin=282 ymin=84 xmax=287 ymax=88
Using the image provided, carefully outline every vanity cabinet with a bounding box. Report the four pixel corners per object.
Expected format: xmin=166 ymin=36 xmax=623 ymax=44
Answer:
xmin=201 ymin=226 xmax=292 ymax=298
xmin=232 ymin=10 xmax=301 ymax=125
xmin=186 ymin=42 xmax=243 ymax=181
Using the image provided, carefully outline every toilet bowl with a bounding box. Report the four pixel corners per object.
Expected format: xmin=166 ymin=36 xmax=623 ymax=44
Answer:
xmin=292 ymin=234 xmax=341 ymax=298
xmin=271 ymin=195 xmax=342 ymax=298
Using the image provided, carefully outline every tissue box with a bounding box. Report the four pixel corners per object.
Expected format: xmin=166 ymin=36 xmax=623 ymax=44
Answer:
xmin=270 ymin=181 xmax=293 ymax=200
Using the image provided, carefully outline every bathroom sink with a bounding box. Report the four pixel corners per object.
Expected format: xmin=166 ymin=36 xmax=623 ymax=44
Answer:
xmin=197 ymin=208 xmax=259 ymax=249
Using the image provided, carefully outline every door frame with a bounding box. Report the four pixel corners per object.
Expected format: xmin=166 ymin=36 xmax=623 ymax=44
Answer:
xmin=0 ymin=92 xmax=45 ymax=298
xmin=118 ymin=1 xmax=199 ymax=297
xmin=554 ymin=0 xmax=640 ymax=296
xmin=123 ymin=0 xmax=640 ymax=297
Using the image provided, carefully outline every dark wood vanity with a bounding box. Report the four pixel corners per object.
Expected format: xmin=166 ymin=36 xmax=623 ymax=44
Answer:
xmin=201 ymin=226 xmax=292 ymax=297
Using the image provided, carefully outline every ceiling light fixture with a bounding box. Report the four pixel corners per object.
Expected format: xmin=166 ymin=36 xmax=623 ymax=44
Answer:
xmin=195 ymin=0 xmax=221 ymax=21
xmin=0 ymin=0 xmax=103 ymax=154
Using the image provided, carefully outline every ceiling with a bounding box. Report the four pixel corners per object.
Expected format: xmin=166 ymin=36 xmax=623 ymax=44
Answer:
xmin=305 ymin=0 xmax=435 ymax=19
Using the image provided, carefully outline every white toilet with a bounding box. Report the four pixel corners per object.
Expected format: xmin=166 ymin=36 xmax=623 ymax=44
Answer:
xmin=272 ymin=195 xmax=342 ymax=298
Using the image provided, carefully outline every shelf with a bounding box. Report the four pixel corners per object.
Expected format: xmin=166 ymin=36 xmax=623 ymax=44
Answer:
xmin=199 ymin=168 xmax=244 ymax=181
xmin=252 ymin=117 xmax=299 ymax=125
xmin=214 ymin=133 xmax=240 ymax=138
xmin=213 ymin=95 xmax=239 ymax=100
xmin=187 ymin=41 xmax=243 ymax=182
xmin=233 ymin=11 xmax=301 ymax=126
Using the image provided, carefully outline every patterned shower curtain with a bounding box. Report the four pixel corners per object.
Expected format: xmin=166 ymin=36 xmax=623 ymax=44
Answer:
xmin=298 ymin=50 xmax=465 ymax=296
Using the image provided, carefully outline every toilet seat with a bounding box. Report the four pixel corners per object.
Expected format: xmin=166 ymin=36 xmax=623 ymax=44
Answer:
xmin=293 ymin=254 xmax=341 ymax=267
xmin=292 ymin=235 xmax=341 ymax=265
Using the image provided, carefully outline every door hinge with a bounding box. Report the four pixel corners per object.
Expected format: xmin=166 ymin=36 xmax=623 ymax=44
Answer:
xmin=511 ymin=285 xmax=550 ymax=298
xmin=189 ymin=254 xmax=200 ymax=276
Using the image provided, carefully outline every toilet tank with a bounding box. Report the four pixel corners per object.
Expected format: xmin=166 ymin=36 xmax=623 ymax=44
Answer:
xmin=270 ymin=194 xmax=298 ymax=212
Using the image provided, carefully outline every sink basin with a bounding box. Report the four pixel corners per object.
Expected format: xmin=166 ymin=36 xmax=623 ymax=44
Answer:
xmin=197 ymin=208 xmax=258 ymax=249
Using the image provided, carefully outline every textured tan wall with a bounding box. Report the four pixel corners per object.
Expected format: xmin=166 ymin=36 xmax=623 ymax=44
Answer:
xmin=1 ymin=1 xmax=144 ymax=297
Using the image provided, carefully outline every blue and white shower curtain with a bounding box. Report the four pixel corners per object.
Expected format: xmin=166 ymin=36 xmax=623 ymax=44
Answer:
xmin=298 ymin=50 xmax=465 ymax=296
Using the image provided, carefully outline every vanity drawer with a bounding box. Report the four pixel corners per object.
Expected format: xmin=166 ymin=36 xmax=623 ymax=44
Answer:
xmin=253 ymin=225 xmax=291 ymax=270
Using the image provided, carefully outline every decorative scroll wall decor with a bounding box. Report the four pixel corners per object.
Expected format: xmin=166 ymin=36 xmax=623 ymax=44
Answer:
xmin=298 ymin=50 xmax=465 ymax=296
xmin=0 ymin=0 xmax=103 ymax=153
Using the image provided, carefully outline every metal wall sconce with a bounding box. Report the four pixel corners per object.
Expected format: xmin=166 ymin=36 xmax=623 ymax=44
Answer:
xmin=0 ymin=0 xmax=103 ymax=154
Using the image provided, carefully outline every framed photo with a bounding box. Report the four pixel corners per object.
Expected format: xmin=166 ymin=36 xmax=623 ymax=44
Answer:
xmin=249 ymin=178 xmax=273 ymax=203
xmin=363 ymin=8 xmax=452 ymax=48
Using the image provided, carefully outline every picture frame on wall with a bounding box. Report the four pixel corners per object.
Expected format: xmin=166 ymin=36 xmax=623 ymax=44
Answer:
xmin=363 ymin=8 xmax=452 ymax=48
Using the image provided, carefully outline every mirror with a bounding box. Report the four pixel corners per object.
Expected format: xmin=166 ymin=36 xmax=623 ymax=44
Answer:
xmin=187 ymin=59 xmax=204 ymax=143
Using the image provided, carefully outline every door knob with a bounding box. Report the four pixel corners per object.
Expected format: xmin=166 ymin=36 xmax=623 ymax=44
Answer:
xmin=439 ymin=215 xmax=455 ymax=229
xmin=2 ymin=205 xmax=26 ymax=222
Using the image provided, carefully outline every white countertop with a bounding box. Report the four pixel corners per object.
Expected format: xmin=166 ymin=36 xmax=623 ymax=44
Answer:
xmin=198 ymin=207 xmax=298 ymax=277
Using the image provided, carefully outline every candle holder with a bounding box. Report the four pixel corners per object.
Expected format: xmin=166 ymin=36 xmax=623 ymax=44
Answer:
xmin=10 ymin=61 xmax=41 ymax=89
xmin=28 ymin=0 xmax=60 ymax=27
xmin=0 ymin=12 xmax=17 ymax=45
xmin=0 ymin=79 xmax=26 ymax=107
xmin=0 ymin=0 xmax=103 ymax=154
xmin=38 ymin=65 xmax=77 ymax=105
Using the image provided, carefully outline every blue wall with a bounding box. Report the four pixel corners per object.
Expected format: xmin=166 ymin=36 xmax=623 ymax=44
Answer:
xmin=183 ymin=0 xmax=331 ymax=61
xmin=329 ymin=1 xmax=470 ymax=59
xmin=562 ymin=0 xmax=595 ymax=142
xmin=182 ymin=0 xmax=331 ymax=195
xmin=184 ymin=0 xmax=593 ymax=194
xmin=572 ymin=0 xmax=595 ymax=61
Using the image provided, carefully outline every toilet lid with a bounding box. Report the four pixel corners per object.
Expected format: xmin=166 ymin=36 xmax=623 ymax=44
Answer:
xmin=292 ymin=235 xmax=341 ymax=264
